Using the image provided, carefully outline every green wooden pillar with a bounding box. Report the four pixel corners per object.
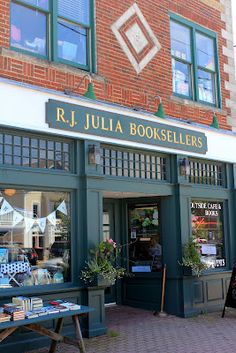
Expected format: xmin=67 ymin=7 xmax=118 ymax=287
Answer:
xmin=80 ymin=140 xmax=107 ymax=337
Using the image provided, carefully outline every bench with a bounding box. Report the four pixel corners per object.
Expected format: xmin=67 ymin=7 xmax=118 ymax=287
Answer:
xmin=0 ymin=305 xmax=93 ymax=353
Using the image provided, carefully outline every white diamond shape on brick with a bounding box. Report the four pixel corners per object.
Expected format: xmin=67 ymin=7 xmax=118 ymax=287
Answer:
xmin=111 ymin=3 xmax=161 ymax=74
xmin=125 ymin=23 xmax=148 ymax=54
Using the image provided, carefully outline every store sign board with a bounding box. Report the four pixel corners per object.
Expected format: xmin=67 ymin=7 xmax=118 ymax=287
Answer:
xmin=46 ymin=99 xmax=208 ymax=154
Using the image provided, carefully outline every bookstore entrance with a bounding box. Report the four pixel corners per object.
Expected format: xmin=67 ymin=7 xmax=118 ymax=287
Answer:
xmin=103 ymin=196 xmax=162 ymax=305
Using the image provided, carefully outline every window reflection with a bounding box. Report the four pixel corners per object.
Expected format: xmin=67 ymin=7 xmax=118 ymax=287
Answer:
xmin=196 ymin=33 xmax=215 ymax=70
xmin=57 ymin=20 xmax=87 ymax=65
xmin=128 ymin=204 xmax=162 ymax=273
xmin=198 ymin=69 xmax=215 ymax=104
xmin=191 ymin=200 xmax=225 ymax=269
xmin=11 ymin=3 xmax=47 ymax=56
xmin=172 ymin=59 xmax=191 ymax=97
xmin=0 ymin=190 xmax=71 ymax=288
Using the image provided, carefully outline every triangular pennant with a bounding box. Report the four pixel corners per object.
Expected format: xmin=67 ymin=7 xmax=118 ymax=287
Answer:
xmin=24 ymin=217 xmax=35 ymax=233
xmin=36 ymin=217 xmax=47 ymax=233
xmin=0 ymin=199 xmax=14 ymax=216
xmin=57 ymin=200 xmax=67 ymax=215
xmin=12 ymin=211 xmax=24 ymax=227
xmin=47 ymin=211 xmax=57 ymax=226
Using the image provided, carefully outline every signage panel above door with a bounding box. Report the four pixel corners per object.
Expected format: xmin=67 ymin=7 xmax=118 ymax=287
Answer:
xmin=46 ymin=99 xmax=208 ymax=154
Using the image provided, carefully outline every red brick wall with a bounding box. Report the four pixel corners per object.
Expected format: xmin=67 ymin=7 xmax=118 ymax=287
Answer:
xmin=0 ymin=0 xmax=231 ymax=130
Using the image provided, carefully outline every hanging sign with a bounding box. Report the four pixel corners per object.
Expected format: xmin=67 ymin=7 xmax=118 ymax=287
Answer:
xmin=222 ymin=265 xmax=236 ymax=317
xmin=46 ymin=99 xmax=208 ymax=154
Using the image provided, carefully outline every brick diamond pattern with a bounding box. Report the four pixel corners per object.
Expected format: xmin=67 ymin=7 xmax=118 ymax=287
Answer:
xmin=111 ymin=3 xmax=161 ymax=74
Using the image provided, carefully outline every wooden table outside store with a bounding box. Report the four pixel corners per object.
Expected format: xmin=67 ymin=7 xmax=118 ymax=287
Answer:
xmin=0 ymin=305 xmax=93 ymax=353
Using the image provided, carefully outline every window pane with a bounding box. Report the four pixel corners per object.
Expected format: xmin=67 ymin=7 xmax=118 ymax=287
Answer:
xmin=128 ymin=204 xmax=162 ymax=273
xmin=11 ymin=3 xmax=47 ymax=56
xmin=57 ymin=19 xmax=87 ymax=65
xmin=58 ymin=0 xmax=90 ymax=25
xmin=196 ymin=33 xmax=215 ymax=70
xmin=19 ymin=0 xmax=49 ymax=10
xmin=191 ymin=200 xmax=225 ymax=269
xmin=170 ymin=21 xmax=191 ymax=62
xmin=0 ymin=190 xmax=71 ymax=288
xmin=172 ymin=59 xmax=191 ymax=96
xmin=198 ymin=69 xmax=215 ymax=104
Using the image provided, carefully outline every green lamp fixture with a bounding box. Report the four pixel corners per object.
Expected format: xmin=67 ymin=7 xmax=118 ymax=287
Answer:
xmin=154 ymin=99 xmax=165 ymax=118
xmin=64 ymin=74 xmax=96 ymax=100
xmin=84 ymin=81 xmax=97 ymax=100
xmin=210 ymin=113 xmax=219 ymax=129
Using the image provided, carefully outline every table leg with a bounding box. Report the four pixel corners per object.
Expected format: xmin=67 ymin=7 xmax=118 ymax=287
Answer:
xmin=48 ymin=317 xmax=64 ymax=353
xmin=72 ymin=315 xmax=86 ymax=353
xmin=0 ymin=327 xmax=17 ymax=342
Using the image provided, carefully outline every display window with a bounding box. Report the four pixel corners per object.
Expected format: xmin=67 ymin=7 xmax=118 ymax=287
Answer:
xmin=0 ymin=190 xmax=71 ymax=288
xmin=191 ymin=200 xmax=225 ymax=269
xmin=128 ymin=203 xmax=162 ymax=273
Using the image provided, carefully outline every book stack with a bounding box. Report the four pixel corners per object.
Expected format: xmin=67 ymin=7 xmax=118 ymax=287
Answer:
xmin=30 ymin=297 xmax=43 ymax=311
xmin=0 ymin=313 xmax=11 ymax=322
xmin=4 ymin=306 xmax=25 ymax=321
xmin=31 ymin=308 xmax=48 ymax=317
xmin=12 ymin=296 xmax=31 ymax=313
xmin=49 ymin=300 xmax=80 ymax=311
xmin=25 ymin=311 xmax=39 ymax=319
xmin=43 ymin=306 xmax=60 ymax=315
xmin=61 ymin=302 xmax=81 ymax=311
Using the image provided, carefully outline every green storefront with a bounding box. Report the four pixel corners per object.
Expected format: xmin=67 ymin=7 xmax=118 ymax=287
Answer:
xmin=0 ymin=98 xmax=234 ymax=352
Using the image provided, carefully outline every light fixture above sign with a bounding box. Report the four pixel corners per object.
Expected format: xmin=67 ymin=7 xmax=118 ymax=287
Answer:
xmin=64 ymin=74 xmax=96 ymax=100
xmin=4 ymin=189 xmax=16 ymax=197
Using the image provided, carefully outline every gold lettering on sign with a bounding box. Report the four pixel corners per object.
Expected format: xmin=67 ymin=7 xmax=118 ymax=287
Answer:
xmin=56 ymin=108 xmax=66 ymax=123
xmin=115 ymin=120 xmax=123 ymax=133
xmin=130 ymin=123 xmax=137 ymax=136
xmin=69 ymin=111 xmax=76 ymax=127
xmin=84 ymin=114 xmax=123 ymax=134
xmin=198 ymin=137 xmax=203 ymax=148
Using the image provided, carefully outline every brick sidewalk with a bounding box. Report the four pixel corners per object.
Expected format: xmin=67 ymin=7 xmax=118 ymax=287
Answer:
xmin=27 ymin=305 xmax=236 ymax=353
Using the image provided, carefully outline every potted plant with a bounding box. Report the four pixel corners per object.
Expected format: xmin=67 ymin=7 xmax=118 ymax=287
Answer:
xmin=180 ymin=237 xmax=209 ymax=277
xmin=81 ymin=239 xmax=126 ymax=286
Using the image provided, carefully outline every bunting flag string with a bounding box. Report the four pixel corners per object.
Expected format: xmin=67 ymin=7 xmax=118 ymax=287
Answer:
xmin=57 ymin=200 xmax=67 ymax=215
xmin=0 ymin=199 xmax=14 ymax=216
xmin=25 ymin=217 xmax=36 ymax=233
xmin=12 ymin=211 xmax=24 ymax=227
xmin=36 ymin=217 xmax=47 ymax=233
xmin=47 ymin=211 xmax=57 ymax=226
xmin=0 ymin=199 xmax=68 ymax=233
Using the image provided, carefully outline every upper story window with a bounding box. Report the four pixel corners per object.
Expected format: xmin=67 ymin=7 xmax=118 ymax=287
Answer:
xmin=170 ymin=14 xmax=220 ymax=107
xmin=10 ymin=0 xmax=94 ymax=71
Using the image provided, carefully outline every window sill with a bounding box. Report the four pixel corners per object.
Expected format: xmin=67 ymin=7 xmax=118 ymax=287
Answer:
xmin=170 ymin=95 xmax=227 ymax=115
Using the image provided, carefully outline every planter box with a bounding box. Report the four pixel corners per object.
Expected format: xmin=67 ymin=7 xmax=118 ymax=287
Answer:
xmin=91 ymin=275 xmax=113 ymax=288
xmin=183 ymin=266 xmax=195 ymax=276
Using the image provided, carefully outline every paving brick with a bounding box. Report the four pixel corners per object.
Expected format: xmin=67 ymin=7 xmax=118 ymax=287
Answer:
xmin=26 ymin=305 xmax=236 ymax=353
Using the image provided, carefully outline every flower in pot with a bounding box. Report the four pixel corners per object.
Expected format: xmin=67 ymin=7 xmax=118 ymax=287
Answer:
xmin=81 ymin=239 xmax=126 ymax=286
xmin=180 ymin=237 xmax=209 ymax=277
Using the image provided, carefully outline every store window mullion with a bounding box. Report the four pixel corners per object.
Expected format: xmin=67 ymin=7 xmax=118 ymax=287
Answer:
xmin=50 ymin=0 xmax=58 ymax=61
xmin=191 ymin=27 xmax=198 ymax=102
